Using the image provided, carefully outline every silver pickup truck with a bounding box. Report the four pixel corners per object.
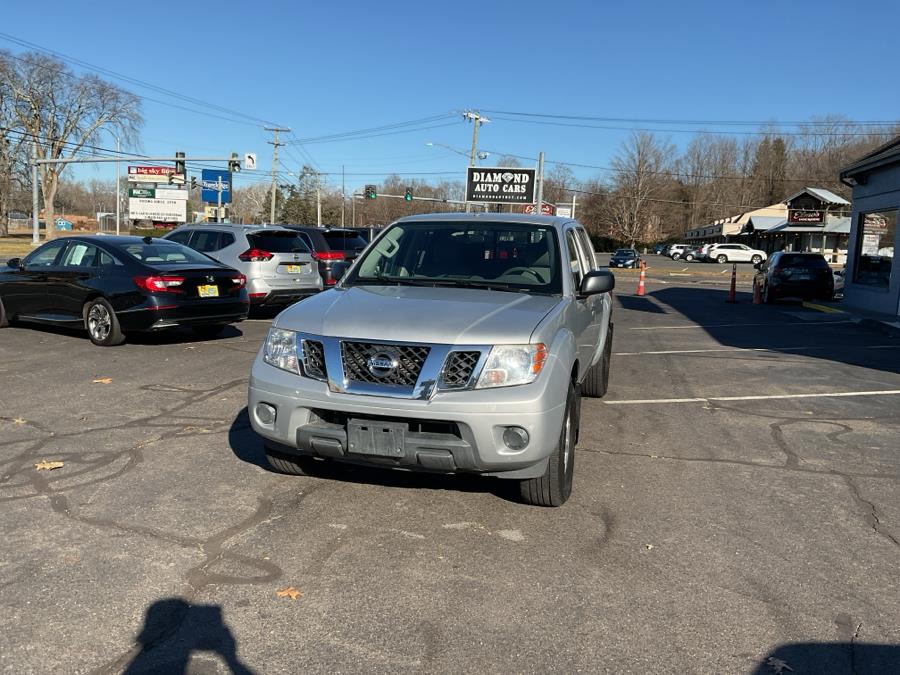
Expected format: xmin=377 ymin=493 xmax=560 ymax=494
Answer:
xmin=248 ymin=213 xmax=615 ymax=506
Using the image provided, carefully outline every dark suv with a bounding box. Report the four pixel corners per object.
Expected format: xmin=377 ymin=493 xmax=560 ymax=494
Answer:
xmin=281 ymin=227 xmax=369 ymax=287
xmin=753 ymin=252 xmax=834 ymax=303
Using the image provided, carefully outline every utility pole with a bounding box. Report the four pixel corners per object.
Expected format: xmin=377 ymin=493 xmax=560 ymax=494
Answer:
xmin=31 ymin=142 xmax=39 ymax=245
xmin=535 ymin=152 xmax=545 ymax=216
xmin=216 ymin=177 xmax=223 ymax=223
xmin=341 ymin=165 xmax=345 ymax=227
xmin=316 ymin=171 xmax=322 ymax=227
xmin=265 ymin=126 xmax=290 ymax=223
xmin=571 ymin=192 xmax=577 ymax=218
xmin=463 ymin=110 xmax=490 ymax=213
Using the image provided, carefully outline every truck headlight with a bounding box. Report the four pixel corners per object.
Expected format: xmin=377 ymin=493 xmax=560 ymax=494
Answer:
xmin=263 ymin=327 xmax=300 ymax=373
xmin=476 ymin=344 xmax=547 ymax=389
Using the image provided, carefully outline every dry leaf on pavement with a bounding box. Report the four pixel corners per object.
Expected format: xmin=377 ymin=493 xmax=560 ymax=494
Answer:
xmin=92 ymin=377 xmax=113 ymax=384
xmin=35 ymin=460 xmax=64 ymax=471
xmin=276 ymin=587 xmax=301 ymax=600
xmin=13 ymin=417 xmax=26 ymax=425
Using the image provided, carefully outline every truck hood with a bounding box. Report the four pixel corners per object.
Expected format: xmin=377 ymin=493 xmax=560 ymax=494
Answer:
xmin=274 ymin=285 xmax=562 ymax=345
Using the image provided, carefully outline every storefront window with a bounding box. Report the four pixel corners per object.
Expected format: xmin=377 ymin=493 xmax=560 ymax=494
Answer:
xmin=853 ymin=209 xmax=897 ymax=287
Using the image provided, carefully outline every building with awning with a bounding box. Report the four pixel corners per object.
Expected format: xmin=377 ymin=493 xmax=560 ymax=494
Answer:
xmin=839 ymin=136 xmax=900 ymax=319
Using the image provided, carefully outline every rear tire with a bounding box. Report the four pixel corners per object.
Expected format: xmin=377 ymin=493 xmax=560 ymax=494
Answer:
xmin=192 ymin=324 xmax=227 ymax=339
xmin=519 ymin=382 xmax=578 ymax=507
xmin=751 ymin=254 xmax=763 ymax=264
xmin=265 ymin=446 xmax=321 ymax=475
xmin=84 ymin=298 xmax=125 ymax=346
xmin=582 ymin=323 xmax=613 ymax=398
xmin=684 ymin=253 xmax=694 ymax=261
xmin=716 ymin=254 xmax=728 ymax=264
xmin=0 ymin=297 xmax=8 ymax=328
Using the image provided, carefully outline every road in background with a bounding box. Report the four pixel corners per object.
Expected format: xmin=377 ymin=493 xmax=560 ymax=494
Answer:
xmin=0 ymin=280 xmax=897 ymax=673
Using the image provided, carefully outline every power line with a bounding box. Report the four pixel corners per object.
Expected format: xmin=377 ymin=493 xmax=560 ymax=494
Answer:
xmin=289 ymin=121 xmax=463 ymax=145
xmin=480 ymin=108 xmax=900 ymax=128
xmin=0 ymin=32 xmax=283 ymax=128
xmin=289 ymin=114 xmax=456 ymax=144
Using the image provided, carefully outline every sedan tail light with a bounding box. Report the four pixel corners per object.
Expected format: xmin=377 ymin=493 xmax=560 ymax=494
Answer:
xmin=312 ymin=251 xmax=345 ymax=261
xmin=133 ymin=275 xmax=185 ymax=293
xmin=238 ymin=248 xmax=274 ymax=262
xmin=232 ymin=274 xmax=247 ymax=288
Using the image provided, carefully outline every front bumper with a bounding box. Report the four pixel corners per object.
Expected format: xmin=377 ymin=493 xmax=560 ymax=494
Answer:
xmin=248 ymin=350 xmax=568 ymax=479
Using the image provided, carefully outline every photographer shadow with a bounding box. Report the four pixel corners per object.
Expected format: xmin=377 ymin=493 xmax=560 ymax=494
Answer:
xmin=123 ymin=598 xmax=254 ymax=674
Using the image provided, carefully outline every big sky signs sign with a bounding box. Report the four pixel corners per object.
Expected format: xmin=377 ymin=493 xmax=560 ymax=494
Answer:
xmin=465 ymin=167 xmax=536 ymax=205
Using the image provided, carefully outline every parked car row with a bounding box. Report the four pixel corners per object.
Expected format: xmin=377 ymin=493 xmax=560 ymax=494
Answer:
xmin=658 ymin=242 xmax=767 ymax=264
xmin=0 ymin=224 xmax=375 ymax=347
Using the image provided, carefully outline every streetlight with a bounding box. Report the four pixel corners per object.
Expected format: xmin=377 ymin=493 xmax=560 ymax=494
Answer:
xmin=101 ymin=128 xmax=121 ymax=235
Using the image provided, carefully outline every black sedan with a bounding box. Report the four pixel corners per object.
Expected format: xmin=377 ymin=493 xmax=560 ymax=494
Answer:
xmin=0 ymin=235 xmax=249 ymax=346
xmin=753 ymin=252 xmax=834 ymax=303
xmin=609 ymin=248 xmax=642 ymax=268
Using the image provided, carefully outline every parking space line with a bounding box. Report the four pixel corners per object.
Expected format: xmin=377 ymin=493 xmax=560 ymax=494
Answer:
xmin=604 ymin=390 xmax=900 ymax=405
xmin=629 ymin=320 xmax=852 ymax=331
xmin=802 ymin=301 xmax=846 ymax=314
xmin=614 ymin=346 xmax=821 ymax=356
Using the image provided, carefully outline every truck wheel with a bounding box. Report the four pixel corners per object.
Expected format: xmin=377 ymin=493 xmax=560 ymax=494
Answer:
xmin=265 ymin=446 xmax=321 ymax=475
xmin=0 ymin=297 xmax=8 ymax=328
xmin=582 ymin=323 xmax=613 ymax=398
xmin=519 ymin=382 xmax=578 ymax=507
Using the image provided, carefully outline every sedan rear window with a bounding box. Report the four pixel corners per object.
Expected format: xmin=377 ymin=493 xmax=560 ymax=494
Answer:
xmin=780 ymin=254 xmax=829 ymax=268
xmin=121 ymin=241 xmax=215 ymax=265
xmin=322 ymin=231 xmax=368 ymax=250
xmin=247 ymin=232 xmax=310 ymax=253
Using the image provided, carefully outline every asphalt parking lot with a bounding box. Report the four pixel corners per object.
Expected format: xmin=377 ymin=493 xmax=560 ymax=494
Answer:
xmin=1 ymin=276 xmax=898 ymax=674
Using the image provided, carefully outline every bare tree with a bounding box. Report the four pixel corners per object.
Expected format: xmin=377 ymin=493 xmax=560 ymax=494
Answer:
xmin=603 ymin=132 xmax=674 ymax=246
xmin=231 ymin=183 xmax=271 ymax=223
xmin=0 ymin=51 xmax=141 ymax=239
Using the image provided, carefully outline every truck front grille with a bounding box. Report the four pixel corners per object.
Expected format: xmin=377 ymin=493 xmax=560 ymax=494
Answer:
xmin=440 ymin=351 xmax=481 ymax=388
xmin=301 ymin=339 xmax=326 ymax=380
xmin=341 ymin=341 xmax=430 ymax=386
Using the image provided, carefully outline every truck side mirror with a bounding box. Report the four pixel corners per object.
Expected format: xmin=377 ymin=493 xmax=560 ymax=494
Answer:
xmin=580 ymin=270 xmax=615 ymax=296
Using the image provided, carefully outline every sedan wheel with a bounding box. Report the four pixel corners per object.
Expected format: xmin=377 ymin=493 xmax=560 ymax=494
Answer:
xmin=85 ymin=298 xmax=125 ymax=346
xmin=751 ymin=255 xmax=763 ymax=264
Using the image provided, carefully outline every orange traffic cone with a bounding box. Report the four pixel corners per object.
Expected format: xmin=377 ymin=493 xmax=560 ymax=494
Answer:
xmin=752 ymin=279 xmax=762 ymax=304
xmin=636 ymin=260 xmax=646 ymax=296
xmin=726 ymin=263 xmax=737 ymax=303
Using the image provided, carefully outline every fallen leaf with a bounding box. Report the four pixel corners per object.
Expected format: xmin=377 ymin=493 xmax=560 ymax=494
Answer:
xmin=92 ymin=377 xmax=113 ymax=385
xmin=35 ymin=460 xmax=64 ymax=471
xmin=766 ymin=656 xmax=793 ymax=673
xmin=276 ymin=586 xmax=301 ymax=600
xmin=644 ymin=544 xmax=654 ymax=550
xmin=13 ymin=417 xmax=26 ymax=425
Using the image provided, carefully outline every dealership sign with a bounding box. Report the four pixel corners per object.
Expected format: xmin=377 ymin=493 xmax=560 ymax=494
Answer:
xmin=788 ymin=209 xmax=825 ymax=224
xmin=522 ymin=202 xmax=556 ymax=216
xmin=128 ymin=198 xmax=187 ymax=222
xmin=201 ymin=169 xmax=232 ymax=204
xmin=127 ymin=166 xmax=176 ymax=182
xmin=465 ymin=167 xmax=536 ymax=204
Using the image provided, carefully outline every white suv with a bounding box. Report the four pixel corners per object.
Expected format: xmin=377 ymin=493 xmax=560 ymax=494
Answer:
xmin=707 ymin=243 xmax=766 ymax=264
xmin=667 ymin=244 xmax=693 ymax=260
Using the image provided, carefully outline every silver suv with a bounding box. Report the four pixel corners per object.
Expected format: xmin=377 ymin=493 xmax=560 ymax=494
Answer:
xmin=164 ymin=224 xmax=322 ymax=308
xmin=248 ymin=214 xmax=615 ymax=506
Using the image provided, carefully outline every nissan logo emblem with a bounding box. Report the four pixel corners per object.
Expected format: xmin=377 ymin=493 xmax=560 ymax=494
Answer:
xmin=367 ymin=351 xmax=398 ymax=378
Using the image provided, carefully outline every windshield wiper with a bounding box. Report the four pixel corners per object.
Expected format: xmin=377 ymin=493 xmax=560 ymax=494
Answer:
xmin=427 ymin=279 xmax=533 ymax=292
xmin=351 ymin=274 xmax=435 ymax=287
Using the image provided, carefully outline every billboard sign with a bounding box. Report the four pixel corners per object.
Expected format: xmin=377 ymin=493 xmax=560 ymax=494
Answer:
xmin=127 ymin=166 xmax=176 ymax=182
xmin=201 ymin=169 xmax=232 ymax=203
xmin=465 ymin=167 xmax=536 ymax=204
xmin=128 ymin=198 xmax=187 ymax=222
xmin=522 ymin=202 xmax=556 ymax=216
xmin=128 ymin=187 xmax=155 ymax=198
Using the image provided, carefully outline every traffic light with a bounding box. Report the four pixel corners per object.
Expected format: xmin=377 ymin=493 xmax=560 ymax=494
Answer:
xmin=190 ymin=176 xmax=198 ymax=190
xmin=228 ymin=152 xmax=241 ymax=173
xmin=404 ymin=187 xmax=412 ymax=202
xmin=175 ymin=151 xmax=185 ymax=176
xmin=364 ymin=184 xmax=377 ymax=200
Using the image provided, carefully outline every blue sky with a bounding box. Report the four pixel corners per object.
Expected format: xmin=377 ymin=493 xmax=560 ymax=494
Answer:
xmin=3 ymin=0 xmax=899 ymax=193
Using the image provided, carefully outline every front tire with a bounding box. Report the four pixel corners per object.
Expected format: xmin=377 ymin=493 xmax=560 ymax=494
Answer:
xmin=751 ymin=254 xmax=763 ymax=264
xmin=763 ymin=283 xmax=776 ymax=304
xmin=0 ymin=296 xmax=8 ymax=328
xmin=582 ymin=323 xmax=613 ymax=398
xmin=519 ymin=382 xmax=578 ymax=507
xmin=716 ymin=254 xmax=728 ymax=264
xmin=265 ymin=446 xmax=321 ymax=475
xmin=84 ymin=298 xmax=125 ymax=346
xmin=684 ymin=253 xmax=694 ymax=261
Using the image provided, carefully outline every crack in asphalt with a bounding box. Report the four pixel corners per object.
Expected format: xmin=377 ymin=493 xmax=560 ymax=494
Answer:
xmin=842 ymin=476 xmax=900 ymax=550
xmin=0 ymin=376 xmax=294 ymax=674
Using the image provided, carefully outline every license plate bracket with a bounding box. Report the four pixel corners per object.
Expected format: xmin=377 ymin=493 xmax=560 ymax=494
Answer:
xmin=284 ymin=264 xmax=305 ymax=274
xmin=347 ymin=419 xmax=407 ymax=458
xmin=198 ymin=284 xmax=219 ymax=298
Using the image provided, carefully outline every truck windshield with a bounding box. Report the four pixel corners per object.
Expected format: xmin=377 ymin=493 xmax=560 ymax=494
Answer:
xmin=347 ymin=222 xmax=562 ymax=294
